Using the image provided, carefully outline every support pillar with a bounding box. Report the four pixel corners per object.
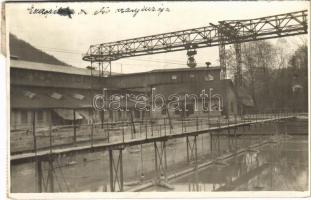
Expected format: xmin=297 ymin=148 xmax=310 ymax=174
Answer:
xmin=219 ymin=43 xmax=226 ymax=79
xmin=186 ymin=135 xmax=198 ymax=168
xmin=153 ymin=140 xmax=168 ymax=183
xmin=35 ymin=158 xmax=54 ymax=193
xmin=210 ymin=133 xmax=213 ymax=158
xmin=234 ymin=42 xmax=243 ymax=116
xmin=48 ymin=157 xmax=54 ymax=192
xmin=73 ymin=109 xmax=76 ymax=144
xmin=37 ymin=159 xmax=43 ymax=192
xmin=108 ymin=148 xmax=124 ymax=192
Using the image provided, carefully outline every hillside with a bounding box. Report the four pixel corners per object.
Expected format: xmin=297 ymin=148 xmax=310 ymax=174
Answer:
xmin=9 ymin=33 xmax=71 ymax=66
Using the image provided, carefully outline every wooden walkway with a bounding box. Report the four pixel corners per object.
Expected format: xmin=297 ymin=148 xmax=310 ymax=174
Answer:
xmin=11 ymin=116 xmax=294 ymax=164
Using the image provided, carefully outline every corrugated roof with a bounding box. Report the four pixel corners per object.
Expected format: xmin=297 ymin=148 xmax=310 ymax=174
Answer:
xmin=109 ymin=66 xmax=222 ymax=78
xmin=10 ymin=60 xmax=102 ymax=76
xmin=150 ymin=66 xmax=222 ymax=73
xmin=11 ymin=60 xmax=218 ymax=78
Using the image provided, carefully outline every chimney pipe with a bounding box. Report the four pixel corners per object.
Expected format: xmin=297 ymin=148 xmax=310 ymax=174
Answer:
xmin=205 ymin=62 xmax=211 ymax=68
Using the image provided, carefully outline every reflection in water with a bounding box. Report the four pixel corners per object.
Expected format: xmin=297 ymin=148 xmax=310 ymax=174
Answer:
xmin=169 ymin=136 xmax=308 ymax=192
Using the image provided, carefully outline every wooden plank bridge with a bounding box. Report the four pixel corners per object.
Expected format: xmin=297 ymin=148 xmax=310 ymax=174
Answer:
xmin=10 ymin=115 xmax=295 ymax=192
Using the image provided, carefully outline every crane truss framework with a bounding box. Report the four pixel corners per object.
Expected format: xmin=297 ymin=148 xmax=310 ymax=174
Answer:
xmin=83 ymin=10 xmax=308 ymax=62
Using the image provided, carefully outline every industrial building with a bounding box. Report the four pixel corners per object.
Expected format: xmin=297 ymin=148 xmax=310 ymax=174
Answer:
xmin=10 ymin=58 xmax=239 ymax=130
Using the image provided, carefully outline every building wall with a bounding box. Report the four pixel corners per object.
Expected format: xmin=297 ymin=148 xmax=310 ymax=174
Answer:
xmin=10 ymin=65 xmax=237 ymax=130
xmin=11 ymin=109 xmax=51 ymax=129
xmin=105 ymin=68 xmax=221 ymax=89
xmin=11 ymin=68 xmax=102 ymax=89
xmin=150 ymin=80 xmax=237 ymax=118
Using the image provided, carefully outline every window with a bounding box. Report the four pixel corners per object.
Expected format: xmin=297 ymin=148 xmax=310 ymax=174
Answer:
xmin=50 ymin=92 xmax=63 ymax=100
xmin=189 ymin=74 xmax=195 ymax=78
xmin=37 ymin=110 xmax=43 ymax=122
xmin=171 ymin=75 xmax=177 ymax=80
xmin=204 ymin=73 xmax=214 ymax=81
xmin=73 ymin=93 xmax=85 ymax=100
xmin=24 ymin=91 xmax=36 ymax=99
xmin=21 ymin=111 xmax=28 ymax=124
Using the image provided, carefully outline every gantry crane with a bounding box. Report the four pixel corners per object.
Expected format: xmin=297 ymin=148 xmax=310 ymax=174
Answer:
xmin=82 ymin=10 xmax=308 ymax=86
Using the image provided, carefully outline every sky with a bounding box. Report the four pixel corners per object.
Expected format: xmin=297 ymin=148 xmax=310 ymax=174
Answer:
xmin=5 ymin=1 xmax=309 ymax=74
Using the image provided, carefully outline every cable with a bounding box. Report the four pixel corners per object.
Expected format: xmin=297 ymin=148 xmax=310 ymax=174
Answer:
xmin=127 ymin=57 xmax=207 ymax=66
xmin=31 ymin=45 xmax=209 ymax=66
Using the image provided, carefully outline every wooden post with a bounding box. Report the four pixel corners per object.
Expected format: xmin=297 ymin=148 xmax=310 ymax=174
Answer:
xmin=218 ymin=116 xmax=221 ymax=128
xmin=151 ymin=121 xmax=153 ymax=136
xmin=196 ymin=116 xmax=199 ymax=131
xmin=48 ymin=158 xmax=54 ymax=192
xmin=73 ymin=109 xmax=76 ymax=144
xmin=194 ymin=136 xmax=198 ymax=170
xmin=217 ymin=134 xmax=220 ymax=156
xmin=109 ymin=150 xmax=114 ymax=192
xmin=164 ymin=118 xmax=166 ymax=136
xmin=154 ymin=142 xmax=158 ymax=180
xmin=91 ymin=119 xmax=94 ymax=147
xmin=37 ymin=160 xmax=42 ymax=192
xmin=128 ymin=110 xmax=136 ymax=139
xmin=140 ymin=120 xmax=142 ymax=138
xmin=32 ymin=111 xmax=37 ymax=152
xmin=122 ymin=124 xmax=125 ymax=142
xmin=119 ymin=150 xmax=124 ymax=192
xmin=48 ymin=124 xmax=54 ymax=192
xmin=186 ymin=137 xmax=189 ymax=163
xmin=49 ymin=124 xmax=52 ymax=153
xmin=163 ymin=141 xmax=167 ymax=180
xmin=32 ymin=111 xmax=43 ymax=192
xmin=210 ymin=133 xmax=213 ymax=158
xmin=107 ymin=121 xmax=110 ymax=143
xmin=101 ymin=110 xmax=104 ymax=129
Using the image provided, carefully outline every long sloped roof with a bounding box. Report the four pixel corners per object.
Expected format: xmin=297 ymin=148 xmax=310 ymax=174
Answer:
xmin=10 ymin=59 xmax=101 ymax=76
